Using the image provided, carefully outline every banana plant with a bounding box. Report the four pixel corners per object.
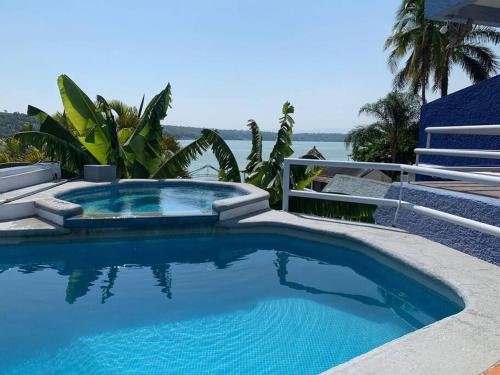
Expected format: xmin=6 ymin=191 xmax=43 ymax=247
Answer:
xmin=240 ymin=102 xmax=321 ymax=206
xmin=15 ymin=105 xmax=96 ymax=172
xmin=152 ymin=129 xmax=241 ymax=182
xmin=238 ymin=103 xmax=373 ymax=220
xmin=245 ymin=120 xmax=262 ymax=174
xmin=15 ymin=75 xmax=224 ymax=179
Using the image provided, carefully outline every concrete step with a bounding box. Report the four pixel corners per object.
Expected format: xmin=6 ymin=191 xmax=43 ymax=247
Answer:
xmin=0 ymin=180 xmax=67 ymax=204
xmin=0 ymin=216 xmax=69 ymax=238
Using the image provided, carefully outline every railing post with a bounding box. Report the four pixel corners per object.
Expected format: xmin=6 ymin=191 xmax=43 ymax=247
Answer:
xmin=392 ymin=171 xmax=405 ymax=226
xmin=282 ymin=159 xmax=290 ymax=211
xmin=426 ymin=132 xmax=431 ymax=148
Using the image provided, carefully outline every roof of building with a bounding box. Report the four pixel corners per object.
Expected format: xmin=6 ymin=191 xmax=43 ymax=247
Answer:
xmin=314 ymin=167 xmax=391 ymax=184
xmin=302 ymin=146 xmax=326 ymax=160
xmin=425 ymin=0 xmax=500 ymax=27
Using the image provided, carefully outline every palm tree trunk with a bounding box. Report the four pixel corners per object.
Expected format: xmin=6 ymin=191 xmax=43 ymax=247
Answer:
xmin=391 ymin=133 xmax=399 ymax=164
xmin=421 ymin=84 xmax=427 ymax=104
xmin=440 ymin=59 xmax=449 ymax=97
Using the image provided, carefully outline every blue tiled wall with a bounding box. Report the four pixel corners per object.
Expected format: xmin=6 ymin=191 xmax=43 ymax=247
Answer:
xmin=419 ymin=74 xmax=500 ymax=167
xmin=375 ymin=183 xmax=500 ymax=266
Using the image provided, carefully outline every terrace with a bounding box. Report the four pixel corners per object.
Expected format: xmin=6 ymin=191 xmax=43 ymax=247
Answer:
xmin=0 ymin=1 xmax=499 ymax=375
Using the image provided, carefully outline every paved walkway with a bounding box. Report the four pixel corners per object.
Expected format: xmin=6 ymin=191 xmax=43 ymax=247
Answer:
xmin=0 ymin=216 xmax=68 ymax=237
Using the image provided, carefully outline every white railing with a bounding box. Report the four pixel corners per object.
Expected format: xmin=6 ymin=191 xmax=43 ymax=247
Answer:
xmin=418 ymin=124 xmax=500 ymax=167
xmin=282 ymin=158 xmax=500 ymax=238
xmin=415 ymin=148 xmax=500 ymax=159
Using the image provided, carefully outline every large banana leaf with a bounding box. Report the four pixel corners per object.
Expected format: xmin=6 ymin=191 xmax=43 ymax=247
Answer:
xmin=27 ymin=105 xmax=79 ymax=146
xmin=15 ymin=131 xmax=95 ymax=172
xmin=290 ymin=154 xmax=323 ymax=190
xmin=248 ymin=102 xmax=295 ymax=204
xmin=16 ymin=106 xmax=95 ymax=171
xmin=125 ymin=84 xmax=172 ymax=175
xmin=151 ymin=135 xmax=211 ymax=179
xmin=245 ymin=120 xmax=262 ymax=176
xmin=96 ymin=95 xmax=126 ymax=177
xmin=202 ymin=129 xmax=241 ymax=183
xmin=58 ymin=75 xmax=110 ymax=164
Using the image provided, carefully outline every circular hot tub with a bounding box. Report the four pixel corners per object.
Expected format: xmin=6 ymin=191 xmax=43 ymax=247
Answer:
xmin=42 ymin=180 xmax=269 ymax=228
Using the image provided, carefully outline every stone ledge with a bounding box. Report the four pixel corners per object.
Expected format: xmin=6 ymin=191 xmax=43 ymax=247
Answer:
xmin=34 ymin=198 xmax=83 ymax=218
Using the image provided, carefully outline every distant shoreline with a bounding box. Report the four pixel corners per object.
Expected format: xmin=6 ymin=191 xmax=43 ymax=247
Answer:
xmin=0 ymin=112 xmax=346 ymax=142
xmin=164 ymin=125 xmax=346 ymax=142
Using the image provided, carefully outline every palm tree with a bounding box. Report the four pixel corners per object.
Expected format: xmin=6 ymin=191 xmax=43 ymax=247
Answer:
xmin=345 ymin=92 xmax=421 ymax=164
xmin=385 ymin=0 xmax=500 ymax=103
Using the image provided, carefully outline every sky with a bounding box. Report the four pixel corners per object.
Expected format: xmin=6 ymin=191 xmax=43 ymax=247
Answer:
xmin=1 ymin=0 xmax=498 ymax=133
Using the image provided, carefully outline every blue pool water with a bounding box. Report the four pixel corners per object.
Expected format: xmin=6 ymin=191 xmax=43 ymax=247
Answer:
xmin=57 ymin=184 xmax=243 ymax=217
xmin=0 ymin=234 xmax=461 ymax=374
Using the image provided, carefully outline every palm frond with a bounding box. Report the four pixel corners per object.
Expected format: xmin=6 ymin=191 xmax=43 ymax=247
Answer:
xmin=459 ymin=53 xmax=489 ymax=83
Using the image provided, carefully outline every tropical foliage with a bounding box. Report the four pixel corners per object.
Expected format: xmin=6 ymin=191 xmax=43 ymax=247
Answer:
xmin=345 ymin=91 xmax=421 ymax=165
xmin=0 ymin=137 xmax=44 ymax=166
xmin=14 ymin=75 xmax=229 ymax=179
xmin=385 ymin=0 xmax=500 ymax=103
xmin=236 ymin=102 xmax=319 ymax=206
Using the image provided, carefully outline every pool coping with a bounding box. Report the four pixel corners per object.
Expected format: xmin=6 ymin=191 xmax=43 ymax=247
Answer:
xmin=9 ymin=179 xmax=270 ymax=227
xmin=218 ymin=211 xmax=500 ymax=375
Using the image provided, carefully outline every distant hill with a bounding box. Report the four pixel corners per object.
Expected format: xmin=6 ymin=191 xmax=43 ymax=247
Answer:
xmin=0 ymin=112 xmax=346 ymax=142
xmin=0 ymin=112 xmax=38 ymax=138
xmin=164 ymin=125 xmax=346 ymax=142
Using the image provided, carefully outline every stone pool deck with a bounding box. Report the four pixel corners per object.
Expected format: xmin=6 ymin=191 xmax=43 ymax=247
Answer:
xmin=220 ymin=211 xmax=500 ymax=375
xmin=0 ymin=216 xmax=68 ymax=237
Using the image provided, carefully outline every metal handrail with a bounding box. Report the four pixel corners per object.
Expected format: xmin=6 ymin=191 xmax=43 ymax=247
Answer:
xmin=415 ymin=148 xmax=500 ymax=159
xmin=424 ymin=124 xmax=500 ymax=150
xmin=283 ymin=158 xmax=403 ymax=171
xmin=425 ymin=125 xmax=500 ymax=135
xmin=419 ymin=124 xmax=500 ymax=168
xmin=282 ymin=158 xmax=500 ymax=238
xmin=401 ymin=165 xmax=500 ymax=186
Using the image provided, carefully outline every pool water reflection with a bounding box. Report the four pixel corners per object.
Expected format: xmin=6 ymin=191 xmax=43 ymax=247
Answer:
xmin=0 ymin=234 xmax=461 ymax=375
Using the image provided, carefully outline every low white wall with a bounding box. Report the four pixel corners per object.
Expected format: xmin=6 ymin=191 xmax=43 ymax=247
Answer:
xmin=0 ymin=201 xmax=35 ymax=221
xmin=0 ymin=163 xmax=61 ymax=193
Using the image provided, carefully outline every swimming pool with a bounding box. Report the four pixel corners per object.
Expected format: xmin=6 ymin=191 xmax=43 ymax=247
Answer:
xmin=57 ymin=183 xmax=244 ymax=217
xmin=0 ymin=232 xmax=461 ymax=375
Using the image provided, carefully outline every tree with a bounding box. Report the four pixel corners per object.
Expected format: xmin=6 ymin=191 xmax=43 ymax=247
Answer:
xmin=385 ymin=0 xmax=500 ymax=103
xmin=345 ymin=92 xmax=421 ymax=165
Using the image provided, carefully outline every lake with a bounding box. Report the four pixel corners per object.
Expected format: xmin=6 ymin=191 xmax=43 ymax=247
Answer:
xmin=179 ymin=140 xmax=351 ymax=176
